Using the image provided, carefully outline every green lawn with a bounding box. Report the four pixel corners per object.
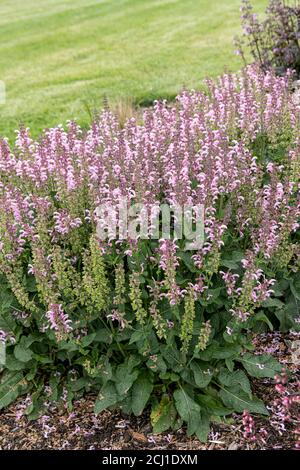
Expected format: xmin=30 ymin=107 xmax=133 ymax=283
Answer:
xmin=0 ymin=0 xmax=267 ymax=141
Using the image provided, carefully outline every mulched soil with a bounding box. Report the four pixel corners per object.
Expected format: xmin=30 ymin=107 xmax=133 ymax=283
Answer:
xmin=0 ymin=331 xmax=299 ymax=450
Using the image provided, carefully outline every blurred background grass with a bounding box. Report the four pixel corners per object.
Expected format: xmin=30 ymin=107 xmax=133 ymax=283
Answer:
xmin=0 ymin=0 xmax=267 ymax=141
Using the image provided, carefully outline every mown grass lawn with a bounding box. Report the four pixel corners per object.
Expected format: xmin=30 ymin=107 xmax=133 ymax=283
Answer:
xmin=0 ymin=0 xmax=267 ymax=141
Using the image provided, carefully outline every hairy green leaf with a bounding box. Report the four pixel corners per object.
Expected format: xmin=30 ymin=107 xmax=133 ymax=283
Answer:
xmin=238 ymin=353 xmax=282 ymax=378
xmin=190 ymin=361 xmax=213 ymax=388
xmin=131 ymin=373 xmax=153 ymax=416
xmin=94 ymin=382 xmax=119 ymax=414
xmin=219 ymin=385 xmax=268 ymax=414
xmin=174 ymin=388 xmax=201 ymax=436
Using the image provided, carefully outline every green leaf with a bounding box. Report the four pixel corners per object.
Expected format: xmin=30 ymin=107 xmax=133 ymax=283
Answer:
xmin=119 ymin=393 xmax=132 ymax=415
xmin=218 ymin=368 xmax=252 ymax=397
xmin=25 ymin=276 xmax=37 ymax=293
xmin=161 ymin=345 xmax=185 ymax=372
xmin=48 ymin=375 xmax=60 ymax=402
xmin=81 ymin=333 xmax=96 ymax=347
xmin=131 ymin=373 xmax=153 ymax=416
xmin=71 ymin=377 xmax=90 ymax=392
xmin=129 ymin=328 xmax=147 ymax=345
xmin=225 ymin=358 xmax=234 ymax=372
xmin=25 ymin=364 xmax=38 ymax=381
xmin=114 ymin=358 xmax=139 ymax=395
xmin=98 ymin=356 xmax=113 ymax=383
xmin=0 ymin=311 xmax=16 ymax=334
xmin=0 ymin=372 xmax=28 ymax=409
xmin=196 ymin=342 xmax=241 ymax=361
xmin=221 ymin=251 xmax=244 ymax=270
xmin=249 ymin=311 xmax=273 ymax=331
xmin=146 ymin=355 xmax=167 ymax=374
xmin=14 ymin=343 xmax=33 ymax=363
xmin=197 ymin=393 xmax=232 ymax=416
xmin=275 ymin=300 xmax=300 ymax=332
xmin=290 ymin=274 xmax=300 ymax=301
xmin=219 ymin=385 xmax=268 ymax=415
xmin=238 ymin=353 xmax=282 ymax=378
xmin=261 ymin=298 xmax=284 ymax=309
xmin=94 ymin=329 xmax=112 ymax=343
xmin=26 ymin=394 xmax=44 ymax=421
xmin=180 ymin=369 xmax=196 ymax=387
xmin=0 ymin=291 xmax=14 ymax=313
xmin=151 ymin=395 xmax=177 ymax=433
xmin=13 ymin=334 xmax=43 ymax=364
xmin=5 ymin=354 xmax=27 ymax=371
xmin=33 ymin=354 xmax=53 ymax=364
xmin=190 ymin=361 xmax=213 ymax=388
xmin=24 ymin=334 xmax=44 ymax=348
xmin=57 ymin=340 xmax=78 ymax=352
xmin=94 ymin=382 xmax=119 ymax=414
xmin=174 ymin=388 xmax=201 ymax=436
xmin=177 ymin=252 xmax=197 ymax=272
xmin=195 ymin=411 xmax=211 ymax=443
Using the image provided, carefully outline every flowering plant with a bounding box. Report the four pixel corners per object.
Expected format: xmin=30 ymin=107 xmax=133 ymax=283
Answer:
xmin=0 ymin=65 xmax=299 ymax=439
xmin=236 ymin=0 xmax=300 ymax=77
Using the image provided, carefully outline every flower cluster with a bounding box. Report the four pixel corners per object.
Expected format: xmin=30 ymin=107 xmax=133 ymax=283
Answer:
xmin=242 ymin=410 xmax=256 ymax=441
xmin=46 ymin=303 xmax=73 ymax=340
xmin=273 ymin=370 xmax=300 ymax=448
xmin=0 ymin=65 xmax=298 ymax=350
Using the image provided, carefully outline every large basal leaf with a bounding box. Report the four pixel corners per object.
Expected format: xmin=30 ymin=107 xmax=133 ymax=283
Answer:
xmin=195 ymin=411 xmax=211 ymax=443
xmin=71 ymin=377 xmax=91 ymax=392
xmin=94 ymin=382 xmax=119 ymax=414
xmin=190 ymin=361 xmax=213 ymax=388
xmin=275 ymin=298 xmax=300 ymax=332
xmin=174 ymin=388 xmax=201 ymax=436
xmin=238 ymin=353 xmax=282 ymax=378
xmin=14 ymin=343 xmax=33 ymax=363
xmin=219 ymin=385 xmax=268 ymax=415
xmin=196 ymin=341 xmax=241 ymax=361
xmin=97 ymin=356 xmax=113 ymax=383
xmin=0 ymin=311 xmax=16 ymax=334
xmin=161 ymin=345 xmax=185 ymax=372
xmin=248 ymin=311 xmax=274 ymax=331
xmin=290 ymin=273 xmax=300 ymax=301
xmin=5 ymin=354 xmax=27 ymax=371
xmin=13 ymin=335 xmax=44 ymax=365
xmin=114 ymin=364 xmax=139 ymax=396
xmin=0 ymin=372 xmax=28 ymax=410
xmin=218 ymin=368 xmax=252 ymax=398
xmin=151 ymin=396 xmax=177 ymax=433
xmin=197 ymin=393 xmax=232 ymax=416
xmin=147 ymin=354 xmax=167 ymax=374
xmin=131 ymin=373 xmax=153 ymax=416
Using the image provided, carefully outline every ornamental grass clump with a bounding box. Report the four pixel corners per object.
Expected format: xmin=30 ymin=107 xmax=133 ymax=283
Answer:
xmin=0 ymin=65 xmax=299 ymax=439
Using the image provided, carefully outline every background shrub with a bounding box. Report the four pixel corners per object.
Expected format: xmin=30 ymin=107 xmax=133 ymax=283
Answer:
xmin=0 ymin=65 xmax=299 ymax=438
xmin=236 ymin=0 xmax=300 ymax=77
